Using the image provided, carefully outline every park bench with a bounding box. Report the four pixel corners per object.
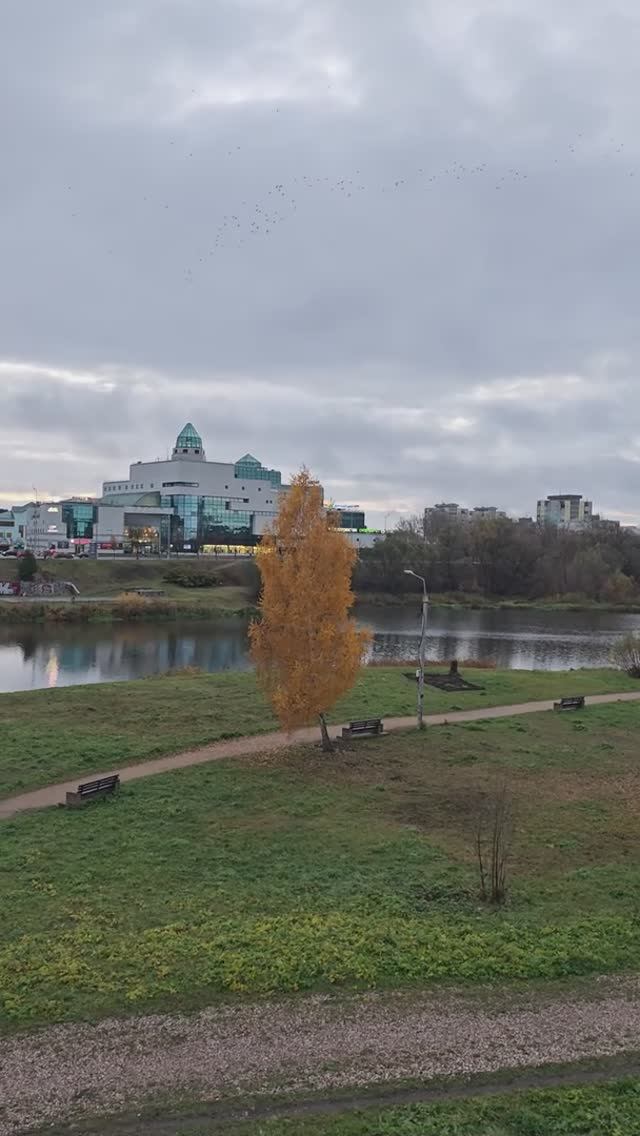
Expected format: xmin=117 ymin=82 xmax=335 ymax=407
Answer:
xmin=135 ymin=588 xmax=166 ymax=597
xmin=342 ymin=718 xmax=384 ymax=740
xmin=66 ymin=774 xmax=120 ymax=808
xmin=553 ymin=695 xmax=586 ymax=712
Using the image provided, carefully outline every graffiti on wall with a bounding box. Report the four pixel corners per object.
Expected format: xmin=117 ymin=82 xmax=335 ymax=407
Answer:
xmin=19 ymin=579 xmax=74 ymax=597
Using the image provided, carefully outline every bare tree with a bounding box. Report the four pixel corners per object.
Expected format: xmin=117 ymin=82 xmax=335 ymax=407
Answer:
xmin=475 ymin=782 xmax=513 ymax=905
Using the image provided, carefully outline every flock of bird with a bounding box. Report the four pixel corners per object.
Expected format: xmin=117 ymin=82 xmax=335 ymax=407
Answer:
xmin=61 ymin=127 xmax=634 ymax=283
xmin=188 ymin=134 xmax=635 ymax=279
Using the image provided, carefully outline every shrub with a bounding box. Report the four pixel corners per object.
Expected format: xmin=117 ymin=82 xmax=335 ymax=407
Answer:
xmin=611 ymin=632 xmax=640 ymax=677
xmin=603 ymin=571 xmax=637 ymax=605
xmin=475 ymin=782 xmax=513 ymax=905
xmin=113 ymin=592 xmax=178 ymax=620
xmin=163 ymin=564 xmax=221 ymax=588
xmin=17 ymin=551 xmax=38 ymax=582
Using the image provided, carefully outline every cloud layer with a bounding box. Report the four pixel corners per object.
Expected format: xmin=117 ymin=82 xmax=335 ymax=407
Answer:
xmin=2 ymin=1 xmax=639 ymax=524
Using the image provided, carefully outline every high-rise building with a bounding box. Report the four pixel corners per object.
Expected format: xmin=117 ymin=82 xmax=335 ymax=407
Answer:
xmin=537 ymin=494 xmax=593 ymax=529
xmin=424 ymin=502 xmax=507 ymax=527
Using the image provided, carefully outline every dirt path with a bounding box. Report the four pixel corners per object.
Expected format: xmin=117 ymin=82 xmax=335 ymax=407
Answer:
xmin=2 ymin=691 xmax=640 ymax=820
xmin=3 ymin=977 xmax=640 ymax=1134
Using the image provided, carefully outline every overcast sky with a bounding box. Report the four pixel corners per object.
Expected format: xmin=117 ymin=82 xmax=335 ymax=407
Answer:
xmin=2 ymin=1 xmax=639 ymax=527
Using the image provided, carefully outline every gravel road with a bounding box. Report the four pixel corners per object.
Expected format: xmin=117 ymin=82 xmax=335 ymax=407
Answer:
xmin=3 ymin=977 xmax=640 ymax=1134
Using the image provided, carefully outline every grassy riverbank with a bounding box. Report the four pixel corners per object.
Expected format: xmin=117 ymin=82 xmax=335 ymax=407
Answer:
xmin=0 ymin=558 xmax=258 ymax=621
xmin=359 ymin=590 xmax=640 ymax=613
xmin=5 ymin=561 xmax=640 ymax=618
xmin=2 ymin=697 xmax=640 ymax=1029
xmin=0 ymin=667 xmax=637 ymax=797
xmin=0 ymin=589 xmax=256 ymax=623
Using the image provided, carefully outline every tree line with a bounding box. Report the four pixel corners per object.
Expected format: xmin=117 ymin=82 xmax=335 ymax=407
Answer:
xmin=354 ymin=518 xmax=640 ymax=602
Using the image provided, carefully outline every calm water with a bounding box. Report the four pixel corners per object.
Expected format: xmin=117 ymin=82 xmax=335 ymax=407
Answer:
xmin=0 ymin=604 xmax=639 ymax=693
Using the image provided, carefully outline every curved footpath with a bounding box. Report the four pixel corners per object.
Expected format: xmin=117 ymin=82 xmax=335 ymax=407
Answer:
xmin=3 ymin=976 xmax=640 ymax=1134
xmin=2 ymin=690 xmax=640 ymax=821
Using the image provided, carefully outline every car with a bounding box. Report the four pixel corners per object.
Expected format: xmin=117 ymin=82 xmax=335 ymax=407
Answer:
xmin=1 ymin=549 xmax=18 ymax=557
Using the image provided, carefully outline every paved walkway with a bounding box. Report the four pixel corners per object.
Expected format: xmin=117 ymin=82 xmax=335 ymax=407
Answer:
xmin=2 ymin=691 xmax=640 ymax=821
xmin=3 ymin=976 xmax=640 ymax=1134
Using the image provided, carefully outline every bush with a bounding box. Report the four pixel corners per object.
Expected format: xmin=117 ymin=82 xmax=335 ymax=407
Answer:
xmin=163 ymin=564 xmax=221 ymax=588
xmin=611 ymin=632 xmax=640 ymax=677
xmin=113 ymin=592 xmax=178 ymax=620
xmin=17 ymin=551 xmax=38 ymax=582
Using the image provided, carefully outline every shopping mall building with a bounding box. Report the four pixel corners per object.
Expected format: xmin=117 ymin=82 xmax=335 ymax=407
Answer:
xmin=95 ymin=424 xmax=286 ymax=553
xmin=1 ymin=425 xmax=381 ymax=556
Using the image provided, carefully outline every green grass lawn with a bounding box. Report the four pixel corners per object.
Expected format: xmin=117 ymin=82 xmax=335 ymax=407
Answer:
xmin=0 ymin=557 xmax=253 ymax=597
xmin=2 ymin=701 xmax=640 ymax=1030
xmin=0 ymin=667 xmax=637 ymax=796
xmin=180 ymin=1080 xmax=640 ymax=1135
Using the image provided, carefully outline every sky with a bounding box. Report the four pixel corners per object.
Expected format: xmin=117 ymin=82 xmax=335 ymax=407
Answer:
xmin=2 ymin=0 xmax=640 ymax=528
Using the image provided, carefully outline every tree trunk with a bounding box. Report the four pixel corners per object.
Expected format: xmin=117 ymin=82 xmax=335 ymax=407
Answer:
xmin=319 ymin=713 xmax=334 ymax=753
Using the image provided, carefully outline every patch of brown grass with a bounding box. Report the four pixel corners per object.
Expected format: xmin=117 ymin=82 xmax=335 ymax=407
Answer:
xmin=243 ymin=712 xmax=640 ymax=878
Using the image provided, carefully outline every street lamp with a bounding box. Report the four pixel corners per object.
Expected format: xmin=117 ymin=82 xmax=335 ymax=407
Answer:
xmin=404 ymin=569 xmax=428 ymax=729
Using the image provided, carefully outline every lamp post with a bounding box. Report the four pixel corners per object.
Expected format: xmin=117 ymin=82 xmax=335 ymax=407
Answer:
xmin=404 ymin=569 xmax=428 ymax=729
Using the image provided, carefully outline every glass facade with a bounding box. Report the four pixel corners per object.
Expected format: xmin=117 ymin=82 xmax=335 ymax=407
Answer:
xmin=175 ymin=424 xmax=203 ymax=452
xmin=339 ymin=510 xmax=366 ymax=530
xmin=62 ymin=501 xmax=96 ymax=539
xmin=234 ymin=454 xmax=282 ymax=488
xmin=160 ymin=494 xmax=253 ymax=549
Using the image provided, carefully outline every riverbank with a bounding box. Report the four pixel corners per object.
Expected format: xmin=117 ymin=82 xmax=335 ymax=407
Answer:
xmin=0 ymin=589 xmax=257 ymax=623
xmin=5 ymin=559 xmax=640 ymax=620
xmin=4 ymin=588 xmax=640 ymax=623
xmin=359 ymin=591 xmax=640 ymax=612
xmin=0 ymin=666 xmax=637 ymax=798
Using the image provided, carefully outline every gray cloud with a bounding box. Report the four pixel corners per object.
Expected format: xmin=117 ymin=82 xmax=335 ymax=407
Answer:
xmin=2 ymin=0 xmax=639 ymax=525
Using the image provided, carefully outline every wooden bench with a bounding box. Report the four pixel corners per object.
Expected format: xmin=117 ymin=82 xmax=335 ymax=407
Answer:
xmin=66 ymin=774 xmax=120 ymax=808
xmin=342 ymin=718 xmax=384 ymax=739
xmin=135 ymin=588 xmax=166 ymax=597
xmin=553 ymin=695 xmax=586 ymax=712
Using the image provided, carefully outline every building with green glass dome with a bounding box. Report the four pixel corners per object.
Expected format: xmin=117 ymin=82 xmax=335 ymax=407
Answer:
xmin=100 ymin=424 xmax=285 ymax=551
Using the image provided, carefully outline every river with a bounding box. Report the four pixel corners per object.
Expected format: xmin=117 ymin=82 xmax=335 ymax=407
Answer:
xmin=0 ymin=604 xmax=638 ymax=693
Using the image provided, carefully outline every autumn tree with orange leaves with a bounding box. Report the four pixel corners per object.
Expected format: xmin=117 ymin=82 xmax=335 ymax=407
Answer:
xmin=250 ymin=469 xmax=371 ymax=751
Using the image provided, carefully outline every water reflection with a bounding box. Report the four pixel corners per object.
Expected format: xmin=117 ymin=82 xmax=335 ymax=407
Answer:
xmin=359 ymin=604 xmax=640 ymax=672
xmin=0 ymin=620 xmax=251 ymax=692
xmin=1 ymin=605 xmax=639 ymax=692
